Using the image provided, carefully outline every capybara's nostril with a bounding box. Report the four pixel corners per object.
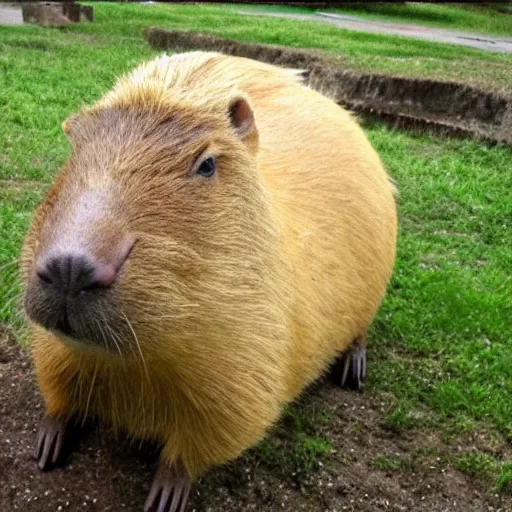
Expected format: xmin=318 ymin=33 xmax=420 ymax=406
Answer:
xmin=36 ymin=266 xmax=54 ymax=285
xmin=35 ymin=238 xmax=134 ymax=297
xmin=35 ymin=253 xmax=116 ymax=296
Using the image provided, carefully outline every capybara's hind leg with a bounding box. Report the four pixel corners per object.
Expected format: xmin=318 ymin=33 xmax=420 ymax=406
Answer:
xmin=330 ymin=335 xmax=367 ymax=392
xmin=144 ymin=459 xmax=191 ymax=512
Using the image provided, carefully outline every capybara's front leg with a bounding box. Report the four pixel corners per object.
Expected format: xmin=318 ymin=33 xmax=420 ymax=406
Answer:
xmin=144 ymin=459 xmax=191 ymax=512
xmin=330 ymin=334 xmax=367 ymax=392
xmin=34 ymin=414 xmax=69 ymax=470
xmin=31 ymin=337 xmax=81 ymax=471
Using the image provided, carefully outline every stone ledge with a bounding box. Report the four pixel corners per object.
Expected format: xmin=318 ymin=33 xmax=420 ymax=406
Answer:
xmin=22 ymin=2 xmax=93 ymax=27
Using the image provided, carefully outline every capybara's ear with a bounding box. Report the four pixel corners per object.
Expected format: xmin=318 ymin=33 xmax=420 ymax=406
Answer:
xmin=61 ymin=113 xmax=84 ymax=140
xmin=228 ymin=97 xmax=257 ymax=141
xmin=61 ymin=115 xmax=77 ymax=139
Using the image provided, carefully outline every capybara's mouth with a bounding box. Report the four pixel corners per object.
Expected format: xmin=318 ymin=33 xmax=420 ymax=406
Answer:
xmin=25 ymin=285 xmax=133 ymax=353
xmin=54 ymin=315 xmax=73 ymax=338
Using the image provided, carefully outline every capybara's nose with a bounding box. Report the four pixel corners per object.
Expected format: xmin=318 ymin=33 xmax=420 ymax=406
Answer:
xmin=36 ymin=252 xmax=118 ymax=296
xmin=26 ymin=238 xmax=134 ymax=337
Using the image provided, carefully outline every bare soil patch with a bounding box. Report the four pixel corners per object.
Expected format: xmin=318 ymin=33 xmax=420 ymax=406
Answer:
xmin=1 ymin=332 xmax=509 ymax=511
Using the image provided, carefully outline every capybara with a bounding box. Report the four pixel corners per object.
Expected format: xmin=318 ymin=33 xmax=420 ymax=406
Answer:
xmin=21 ymin=51 xmax=397 ymax=512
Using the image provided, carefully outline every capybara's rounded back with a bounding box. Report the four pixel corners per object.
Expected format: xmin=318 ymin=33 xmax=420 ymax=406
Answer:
xmin=22 ymin=52 xmax=397 ymax=480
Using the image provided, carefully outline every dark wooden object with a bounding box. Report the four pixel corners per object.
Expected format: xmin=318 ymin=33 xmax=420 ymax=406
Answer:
xmin=22 ymin=2 xmax=93 ymax=27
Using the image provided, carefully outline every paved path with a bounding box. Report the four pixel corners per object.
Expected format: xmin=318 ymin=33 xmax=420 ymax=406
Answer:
xmin=0 ymin=5 xmax=23 ymax=25
xmin=239 ymin=10 xmax=512 ymax=54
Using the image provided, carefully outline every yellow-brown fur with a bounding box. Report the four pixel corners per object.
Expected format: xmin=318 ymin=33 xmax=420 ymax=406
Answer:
xmin=21 ymin=52 xmax=397 ymax=480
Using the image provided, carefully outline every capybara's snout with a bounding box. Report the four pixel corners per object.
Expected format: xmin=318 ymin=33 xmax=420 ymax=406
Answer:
xmin=23 ymin=185 xmax=135 ymax=351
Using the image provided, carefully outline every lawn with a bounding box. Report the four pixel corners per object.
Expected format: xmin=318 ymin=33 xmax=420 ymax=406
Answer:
xmin=0 ymin=1 xmax=511 ymax=499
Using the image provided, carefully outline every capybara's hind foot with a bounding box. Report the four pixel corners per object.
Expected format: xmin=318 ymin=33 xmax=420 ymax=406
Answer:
xmin=144 ymin=460 xmax=191 ymax=512
xmin=34 ymin=415 xmax=68 ymax=471
xmin=330 ymin=336 xmax=367 ymax=392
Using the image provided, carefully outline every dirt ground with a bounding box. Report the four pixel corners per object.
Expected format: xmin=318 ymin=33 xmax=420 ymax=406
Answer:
xmin=1 ymin=332 xmax=510 ymax=512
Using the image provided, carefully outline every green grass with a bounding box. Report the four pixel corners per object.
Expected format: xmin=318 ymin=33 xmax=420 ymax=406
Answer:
xmin=374 ymin=454 xmax=409 ymax=471
xmin=326 ymin=3 xmax=512 ymax=38
xmin=0 ymin=184 xmax=48 ymax=342
xmin=455 ymin=453 xmax=512 ymax=493
xmin=456 ymin=452 xmax=496 ymax=478
xmin=364 ymin=125 xmax=512 ymax=442
xmin=0 ymin=0 xmax=511 ymax=495
xmin=230 ymin=4 xmax=317 ymax=16
xmin=254 ymin=403 xmax=332 ymax=475
xmin=497 ymin=461 xmax=512 ymax=494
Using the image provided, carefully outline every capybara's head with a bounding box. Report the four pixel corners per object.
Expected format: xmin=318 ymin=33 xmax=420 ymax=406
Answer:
xmin=21 ymin=54 xmax=278 ymax=357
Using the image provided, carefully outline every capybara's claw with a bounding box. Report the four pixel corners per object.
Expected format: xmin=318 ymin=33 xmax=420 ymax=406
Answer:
xmin=34 ymin=415 xmax=68 ymax=471
xmin=144 ymin=461 xmax=191 ymax=512
xmin=329 ymin=337 xmax=367 ymax=392
xmin=339 ymin=343 xmax=367 ymax=391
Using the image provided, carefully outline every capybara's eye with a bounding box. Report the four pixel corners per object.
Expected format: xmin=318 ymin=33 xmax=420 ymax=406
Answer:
xmin=196 ymin=157 xmax=216 ymax=178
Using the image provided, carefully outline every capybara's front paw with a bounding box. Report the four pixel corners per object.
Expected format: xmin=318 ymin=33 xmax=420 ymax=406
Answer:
xmin=144 ymin=460 xmax=191 ymax=512
xmin=34 ymin=415 xmax=68 ymax=471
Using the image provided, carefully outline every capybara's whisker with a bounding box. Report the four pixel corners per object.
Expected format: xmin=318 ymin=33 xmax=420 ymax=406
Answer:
xmin=101 ymin=313 xmax=123 ymax=357
xmin=121 ymin=310 xmax=149 ymax=383
xmin=84 ymin=361 xmax=99 ymax=422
